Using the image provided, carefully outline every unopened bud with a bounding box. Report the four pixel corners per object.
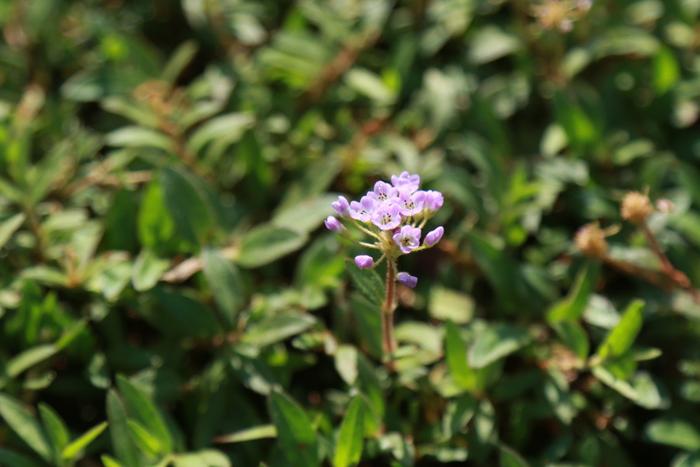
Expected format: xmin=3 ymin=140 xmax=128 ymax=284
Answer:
xmin=575 ymin=223 xmax=608 ymax=258
xmin=621 ymin=191 xmax=653 ymax=224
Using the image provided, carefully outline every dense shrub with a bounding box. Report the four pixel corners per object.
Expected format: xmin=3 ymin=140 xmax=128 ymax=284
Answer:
xmin=1 ymin=1 xmax=700 ymax=466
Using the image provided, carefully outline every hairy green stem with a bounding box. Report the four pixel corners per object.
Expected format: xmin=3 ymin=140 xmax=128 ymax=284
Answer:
xmin=382 ymin=258 xmax=397 ymax=370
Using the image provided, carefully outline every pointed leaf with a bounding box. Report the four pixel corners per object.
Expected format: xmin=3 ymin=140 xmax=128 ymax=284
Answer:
xmin=333 ymin=396 xmax=365 ymax=467
xmin=268 ymin=390 xmax=319 ymax=467
xmin=62 ymin=421 xmax=108 ymax=460
xmin=0 ymin=393 xmax=51 ymax=461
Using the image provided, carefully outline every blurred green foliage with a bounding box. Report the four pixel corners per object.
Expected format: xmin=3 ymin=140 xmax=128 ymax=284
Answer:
xmin=1 ymin=0 xmax=700 ymax=465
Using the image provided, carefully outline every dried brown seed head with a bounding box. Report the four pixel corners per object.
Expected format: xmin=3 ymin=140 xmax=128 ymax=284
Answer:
xmin=575 ymin=223 xmax=608 ymax=258
xmin=621 ymin=191 xmax=653 ymax=224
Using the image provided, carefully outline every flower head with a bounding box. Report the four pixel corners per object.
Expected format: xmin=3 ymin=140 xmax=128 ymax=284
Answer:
xmin=424 ymin=226 xmax=444 ymax=247
xmin=354 ymin=255 xmax=374 ymax=269
xmin=328 ymin=172 xmax=445 ymax=284
xmin=324 ymin=216 xmax=343 ymax=232
xmin=371 ymin=202 xmax=402 ymax=231
xmin=393 ymin=225 xmax=422 ymax=254
xmin=397 ymin=272 xmax=418 ymax=288
xmin=332 ymin=195 xmax=350 ymax=216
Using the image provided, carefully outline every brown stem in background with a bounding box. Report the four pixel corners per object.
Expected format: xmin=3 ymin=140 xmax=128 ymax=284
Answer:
xmin=382 ymin=258 xmax=397 ymax=371
xmin=639 ymin=222 xmax=700 ymax=302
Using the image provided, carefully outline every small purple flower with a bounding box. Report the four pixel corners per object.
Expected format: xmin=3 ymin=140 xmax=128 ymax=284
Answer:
xmin=424 ymin=226 xmax=444 ymax=247
xmin=349 ymin=195 xmax=376 ymax=223
xmin=393 ymin=225 xmax=422 ymax=254
xmin=423 ymin=190 xmax=444 ymax=211
xmin=371 ymin=203 xmax=401 ymax=231
xmin=397 ymin=272 xmax=418 ymax=288
xmin=332 ymin=196 xmax=350 ymax=216
xmin=369 ymin=181 xmax=397 ymax=203
xmin=391 ymin=171 xmax=420 ymax=193
xmin=324 ymin=216 xmax=343 ymax=232
xmin=354 ymin=255 xmax=374 ymax=269
xmin=397 ymin=189 xmax=425 ymax=217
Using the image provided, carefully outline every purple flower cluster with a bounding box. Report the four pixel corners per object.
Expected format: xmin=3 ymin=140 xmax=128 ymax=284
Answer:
xmin=325 ymin=171 xmax=445 ymax=288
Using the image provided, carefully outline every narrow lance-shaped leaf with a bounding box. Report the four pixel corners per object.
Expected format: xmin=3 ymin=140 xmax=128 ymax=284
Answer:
xmin=62 ymin=421 xmax=108 ymax=460
xmin=595 ymin=299 xmax=644 ymax=361
xmin=333 ymin=396 xmax=365 ymax=467
xmin=116 ymin=375 xmax=173 ymax=454
xmin=0 ymin=393 xmax=52 ymax=462
xmin=38 ymin=403 xmax=70 ymax=464
xmin=202 ymin=248 xmax=245 ymax=326
xmin=106 ymin=390 xmax=141 ymax=467
xmin=268 ymin=390 xmax=319 ymax=467
xmin=548 ymin=262 xmax=599 ymax=322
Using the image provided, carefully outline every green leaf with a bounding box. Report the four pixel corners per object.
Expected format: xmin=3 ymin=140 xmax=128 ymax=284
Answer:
xmin=429 ymin=287 xmax=474 ymax=324
xmin=116 ymin=375 xmax=173 ymax=454
xmin=592 ymin=367 xmax=668 ymax=409
xmin=0 ymin=448 xmax=43 ymax=467
xmin=62 ymin=421 xmax=108 ymax=460
xmin=106 ymin=390 xmax=141 ymax=467
xmin=242 ymin=312 xmax=316 ymax=347
xmin=551 ymin=320 xmax=589 ymax=361
xmin=499 ymin=444 xmax=529 ymax=467
xmin=645 ymin=418 xmax=700 ymax=451
xmin=0 ymin=393 xmax=51 ymax=461
xmin=202 ymin=248 xmax=245 ymax=326
xmin=38 ymin=403 xmax=70 ymax=464
xmin=138 ymin=180 xmax=177 ymax=251
xmin=7 ymin=344 xmax=58 ymax=378
xmin=268 ymin=390 xmax=319 ymax=467
xmin=596 ymin=299 xmax=644 ymax=361
xmin=272 ymin=195 xmax=336 ymax=235
xmin=131 ymin=250 xmax=169 ymax=292
xmin=347 ymin=266 xmax=384 ymax=307
xmin=105 ymin=127 xmax=174 ymax=152
xmin=215 ymin=424 xmax=277 ymax=444
xmin=172 ymin=449 xmax=231 ymax=467
xmin=652 ymin=46 xmax=679 ymax=94
xmin=126 ymin=419 xmax=163 ymax=456
xmin=101 ymin=455 xmax=124 ymax=467
xmin=236 ymin=224 xmax=307 ymax=268
xmin=333 ymin=396 xmax=365 ymax=467
xmin=160 ymin=167 xmax=216 ymax=246
xmin=445 ymin=322 xmax=479 ymax=391
xmin=469 ymin=323 xmax=530 ymax=369
xmin=548 ymin=263 xmax=599 ymax=322
xmin=0 ymin=213 xmax=25 ymax=250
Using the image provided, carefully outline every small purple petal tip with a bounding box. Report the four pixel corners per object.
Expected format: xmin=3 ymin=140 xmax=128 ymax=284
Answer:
xmin=424 ymin=226 xmax=444 ymax=247
xmin=354 ymin=255 xmax=374 ymax=269
xmin=396 ymin=272 xmax=418 ymax=288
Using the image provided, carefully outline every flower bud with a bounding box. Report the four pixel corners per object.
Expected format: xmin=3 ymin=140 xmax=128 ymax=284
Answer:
xmin=396 ymin=272 xmax=418 ymax=288
xmin=621 ymin=191 xmax=653 ymax=224
xmin=354 ymin=255 xmax=374 ymax=269
xmin=324 ymin=216 xmax=343 ymax=232
xmin=575 ymin=223 xmax=608 ymax=258
xmin=424 ymin=226 xmax=444 ymax=247
xmin=331 ymin=196 xmax=350 ymax=216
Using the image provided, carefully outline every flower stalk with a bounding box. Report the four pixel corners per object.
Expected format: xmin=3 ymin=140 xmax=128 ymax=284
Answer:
xmin=382 ymin=258 xmax=397 ymax=368
xmin=326 ymin=172 xmax=446 ymax=370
